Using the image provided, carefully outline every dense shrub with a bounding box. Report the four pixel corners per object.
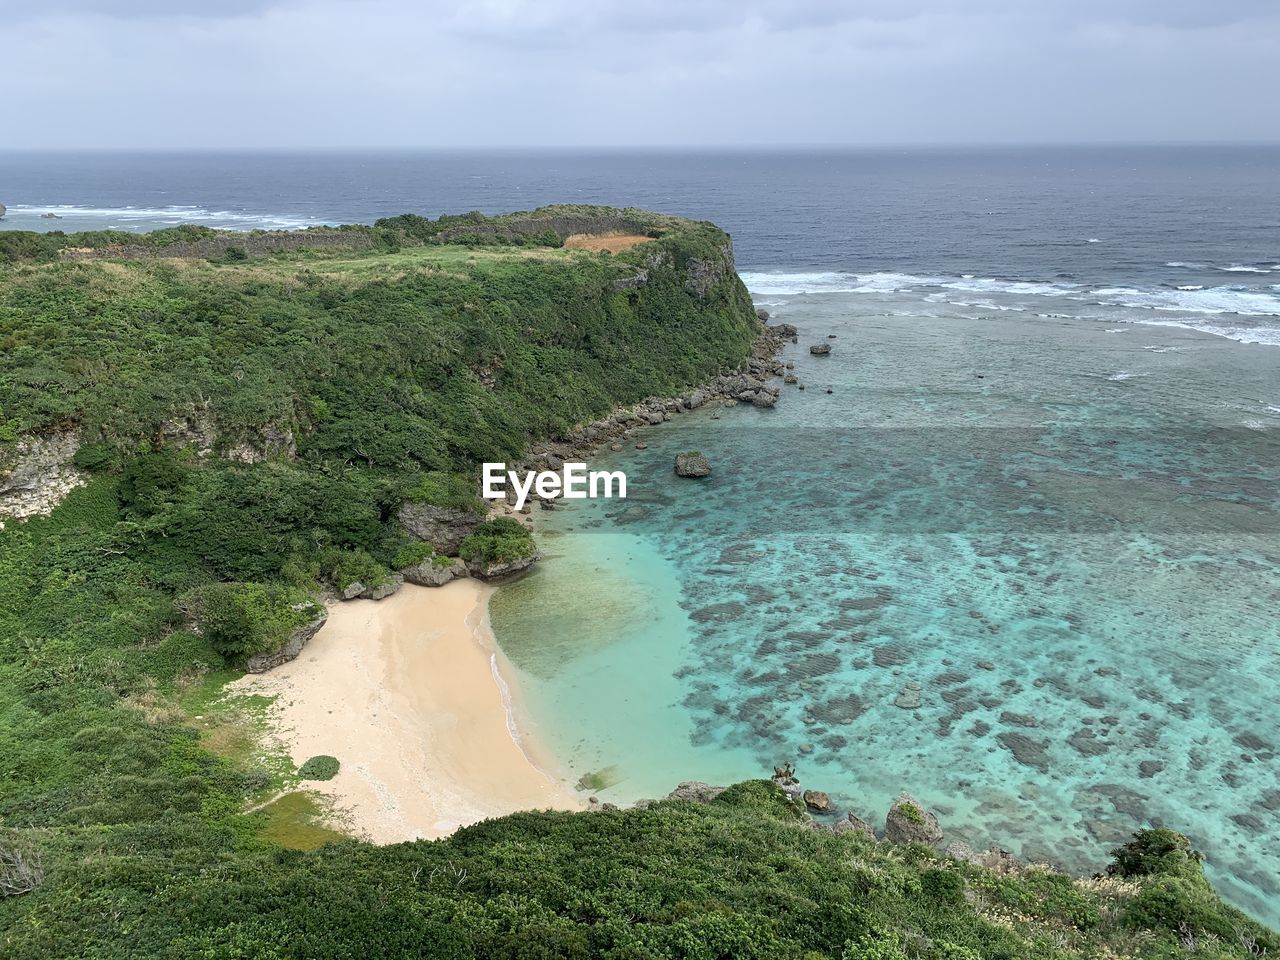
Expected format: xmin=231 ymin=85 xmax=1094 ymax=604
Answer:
xmin=1108 ymin=827 xmax=1202 ymax=880
xmin=178 ymin=582 xmax=319 ymax=661
xmin=298 ymin=756 xmax=340 ymax=781
xmin=459 ymin=517 xmax=536 ymax=566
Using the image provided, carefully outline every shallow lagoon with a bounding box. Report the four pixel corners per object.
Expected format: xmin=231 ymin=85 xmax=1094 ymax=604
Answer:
xmin=492 ymin=286 xmax=1280 ymax=923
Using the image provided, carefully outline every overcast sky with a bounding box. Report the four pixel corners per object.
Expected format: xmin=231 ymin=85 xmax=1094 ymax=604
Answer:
xmin=4 ymin=0 xmax=1278 ymax=148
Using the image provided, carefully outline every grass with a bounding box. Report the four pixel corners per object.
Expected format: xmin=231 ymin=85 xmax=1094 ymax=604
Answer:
xmin=252 ymin=791 xmax=349 ymax=851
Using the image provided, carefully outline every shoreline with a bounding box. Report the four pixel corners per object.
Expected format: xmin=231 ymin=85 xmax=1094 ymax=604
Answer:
xmin=231 ymin=580 xmax=582 ymax=844
xmin=231 ymin=321 xmax=795 ymax=843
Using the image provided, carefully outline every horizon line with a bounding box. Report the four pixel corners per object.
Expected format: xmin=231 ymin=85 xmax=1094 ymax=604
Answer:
xmin=3 ymin=140 xmax=1280 ymax=155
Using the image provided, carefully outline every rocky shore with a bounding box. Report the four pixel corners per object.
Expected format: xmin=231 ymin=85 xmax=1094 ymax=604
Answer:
xmin=599 ymin=765 xmax=1027 ymax=875
xmin=248 ymin=313 xmax=797 ymax=670
xmin=519 ymin=313 xmax=796 ymax=484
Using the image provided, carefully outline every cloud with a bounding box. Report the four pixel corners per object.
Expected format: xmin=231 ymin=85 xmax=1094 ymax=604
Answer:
xmin=1 ymin=0 xmax=1277 ymax=147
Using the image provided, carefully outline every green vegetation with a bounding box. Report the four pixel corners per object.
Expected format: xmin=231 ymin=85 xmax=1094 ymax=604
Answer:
xmin=4 ymin=785 xmax=1275 ymax=958
xmin=298 ymin=755 xmax=340 ymax=781
xmin=178 ymin=582 xmax=320 ymax=662
xmin=0 ymin=208 xmax=1273 ymax=956
xmin=458 ymin=516 xmax=537 ymax=567
xmin=899 ymin=802 xmax=926 ymax=826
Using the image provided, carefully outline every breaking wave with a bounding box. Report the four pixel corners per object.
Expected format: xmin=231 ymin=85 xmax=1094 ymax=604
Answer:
xmin=740 ymin=270 xmax=1280 ymax=346
xmin=8 ymin=203 xmax=327 ymax=232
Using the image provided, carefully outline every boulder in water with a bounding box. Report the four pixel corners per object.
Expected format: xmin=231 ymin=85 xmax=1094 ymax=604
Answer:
xmin=884 ymin=791 xmax=944 ymax=845
xmin=674 ymin=452 xmax=711 ymax=478
xmin=810 ymin=343 xmax=831 ymax=355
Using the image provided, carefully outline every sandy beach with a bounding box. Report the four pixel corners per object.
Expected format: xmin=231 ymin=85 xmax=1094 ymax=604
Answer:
xmin=232 ymin=580 xmax=582 ymax=843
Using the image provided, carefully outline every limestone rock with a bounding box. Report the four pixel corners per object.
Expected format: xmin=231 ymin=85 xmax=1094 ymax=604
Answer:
xmin=403 ymin=556 xmax=468 ymax=587
xmin=666 ymin=781 xmax=727 ymax=803
xmin=810 ymin=343 xmax=831 ymax=355
xmin=803 ymin=790 xmax=833 ymax=812
xmin=466 ymin=552 xmax=538 ymax=581
xmin=341 ymin=581 xmax=366 ymax=601
xmin=834 ymin=812 xmax=875 ymax=839
xmin=0 ymin=430 xmax=85 ymax=520
xmin=674 ymin=452 xmax=712 ymax=478
xmin=884 ymin=791 xmax=944 ymax=846
xmin=894 ymin=682 xmax=923 ymax=709
xmin=397 ymin=501 xmax=484 ymax=555
xmin=362 ymin=574 xmax=404 ymax=601
xmin=245 ymin=608 xmax=329 ymax=673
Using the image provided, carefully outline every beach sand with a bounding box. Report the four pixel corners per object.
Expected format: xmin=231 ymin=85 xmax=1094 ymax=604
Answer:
xmin=232 ymin=580 xmax=582 ymax=843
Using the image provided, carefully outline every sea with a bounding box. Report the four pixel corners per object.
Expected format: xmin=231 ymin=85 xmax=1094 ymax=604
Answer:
xmin=3 ymin=148 xmax=1278 ymax=922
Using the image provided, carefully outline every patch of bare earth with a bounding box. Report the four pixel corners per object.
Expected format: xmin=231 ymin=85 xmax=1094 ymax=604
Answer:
xmin=563 ymin=233 xmax=653 ymax=253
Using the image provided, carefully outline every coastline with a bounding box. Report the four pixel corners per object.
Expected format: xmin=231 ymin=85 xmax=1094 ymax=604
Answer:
xmin=231 ymin=320 xmax=795 ymax=844
xmin=231 ymin=580 xmax=582 ymax=844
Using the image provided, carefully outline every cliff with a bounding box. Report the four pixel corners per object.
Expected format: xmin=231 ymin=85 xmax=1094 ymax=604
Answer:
xmin=1 ymin=209 xmax=1271 ymax=957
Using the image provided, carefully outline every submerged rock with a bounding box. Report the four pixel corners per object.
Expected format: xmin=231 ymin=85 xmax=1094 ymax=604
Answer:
xmin=893 ymin=682 xmax=923 ymax=709
xmin=674 ymin=452 xmax=712 ymax=478
xmin=885 ymin=791 xmax=944 ymax=846
xmin=997 ymin=732 xmax=1052 ymax=773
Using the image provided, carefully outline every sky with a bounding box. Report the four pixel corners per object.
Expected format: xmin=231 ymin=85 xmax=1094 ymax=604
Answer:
xmin=3 ymin=0 xmax=1279 ymax=149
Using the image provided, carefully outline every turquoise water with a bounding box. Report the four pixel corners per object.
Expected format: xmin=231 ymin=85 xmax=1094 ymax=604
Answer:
xmin=491 ymin=285 xmax=1280 ymax=923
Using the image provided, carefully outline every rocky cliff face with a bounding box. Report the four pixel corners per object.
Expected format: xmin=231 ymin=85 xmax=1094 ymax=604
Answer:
xmin=0 ymin=432 xmax=85 ymax=521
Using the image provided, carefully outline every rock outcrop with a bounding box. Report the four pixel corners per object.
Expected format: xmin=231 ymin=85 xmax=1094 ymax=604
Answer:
xmin=402 ymin=556 xmax=468 ymax=587
xmin=834 ymin=813 xmax=876 ymax=839
xmin=666 ymin=781 xmax=727 ymax=803
xmin=245 ymin=608 xmax=329 ymax=673
xmin=397 ymin=502 xmax=485 ymax=555
xmin=0 ymin=431 xmax=85 ymax=520
xmin=674 ymin=452 xmax=712 ymax=478
xmin=810 ymin=343 xmax=831 ymax=356
xmin=884 ymin=791 xmax=944 ymax=846
xmin=803 ymin=790 xmax=833 ymax=813
xmin=0 ymin=203 xmax=7 ymax=219
xmin=362 ymin=574 xmax=404 ymax=601
xmin=466 ymin=552 xmax=538 ymax=581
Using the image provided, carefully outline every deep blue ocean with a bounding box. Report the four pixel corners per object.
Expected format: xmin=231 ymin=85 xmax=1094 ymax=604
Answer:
xmin=4 ymin=149 xmax=1278 ymax=922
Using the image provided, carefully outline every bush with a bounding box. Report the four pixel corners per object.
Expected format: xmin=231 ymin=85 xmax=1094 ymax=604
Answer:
xmin=459 ymin=517 xmax=535 ymax=566
xmin=298 ymin=756 xmax=340 ymax=781
xmin=404 ymin=471 xmax=483 ymax=513
xmin=711 ymin=779 xmax=806 ymax=821
xmin=1108 ymin=828 xmax=1202 ymax=880
xmin=179 ymin=582 xmax=319 ymax=662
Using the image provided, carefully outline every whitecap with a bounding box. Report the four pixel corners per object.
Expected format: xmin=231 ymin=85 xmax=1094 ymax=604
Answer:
xmin=1106 ymin=371 xmax=1146 ymax=381
xmin=9 ymin=202 xmax=327 ymax=232
xmin=1121 ymin=317 xmax=1280 ymax=346
xmin=739 ymin=271 xmax=866 ymax=295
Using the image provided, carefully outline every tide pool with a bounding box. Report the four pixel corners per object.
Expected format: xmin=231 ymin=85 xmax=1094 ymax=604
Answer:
xmin=491 ymin=289 xmax=1280 ymax=924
